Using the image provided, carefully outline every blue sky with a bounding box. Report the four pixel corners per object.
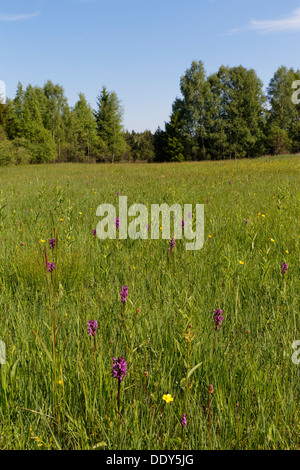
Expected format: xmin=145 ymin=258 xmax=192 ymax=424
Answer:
xmin=1 ymin=0 xmax=300 ymax=132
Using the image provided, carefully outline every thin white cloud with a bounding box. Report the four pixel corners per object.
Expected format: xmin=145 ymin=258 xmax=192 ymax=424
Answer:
xmin=228 ymin=7 xmax=300 ymax=34
xmin=0 ymin=12 xmax=39 ymax=22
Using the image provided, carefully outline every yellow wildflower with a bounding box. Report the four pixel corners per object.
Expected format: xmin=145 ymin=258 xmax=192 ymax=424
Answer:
xmin=162 ymin=394 xmax=173 ymax=403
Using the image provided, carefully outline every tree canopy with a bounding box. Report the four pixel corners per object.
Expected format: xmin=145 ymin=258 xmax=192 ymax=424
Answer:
xmin=0 ymin=62 xmax=299 ymax=166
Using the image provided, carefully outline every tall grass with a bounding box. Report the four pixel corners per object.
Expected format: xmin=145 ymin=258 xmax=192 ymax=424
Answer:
xmin=0 ymin=155 xmax=299 ymax=449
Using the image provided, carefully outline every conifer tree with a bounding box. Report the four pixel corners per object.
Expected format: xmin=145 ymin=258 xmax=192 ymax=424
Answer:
xmin=94 ymin=86 xmax=127 ymax=162
xmin=73 ymin=92 xmax=100 ymax=161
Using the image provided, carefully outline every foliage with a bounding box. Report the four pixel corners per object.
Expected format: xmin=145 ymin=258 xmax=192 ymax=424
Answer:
xmin=164 ymin=62 xmax=267 ymax=161
xmin=94 ymin=86 xmax=127 ymax=162
xmin=266 ymin=66 xmax=300 ymax=154
xmin=0 ymin=62 xmax=299 ymax=166
xmin=124 ymin=130 xmax=156 ymax=162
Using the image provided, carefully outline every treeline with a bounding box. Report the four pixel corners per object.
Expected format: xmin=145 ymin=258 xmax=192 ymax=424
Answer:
xmin=0 ymin=61 xmax=299 ymax=165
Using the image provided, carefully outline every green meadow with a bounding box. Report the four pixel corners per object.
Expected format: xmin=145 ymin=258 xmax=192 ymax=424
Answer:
xmin=0 ymin=155 xmax=299 ymax=450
